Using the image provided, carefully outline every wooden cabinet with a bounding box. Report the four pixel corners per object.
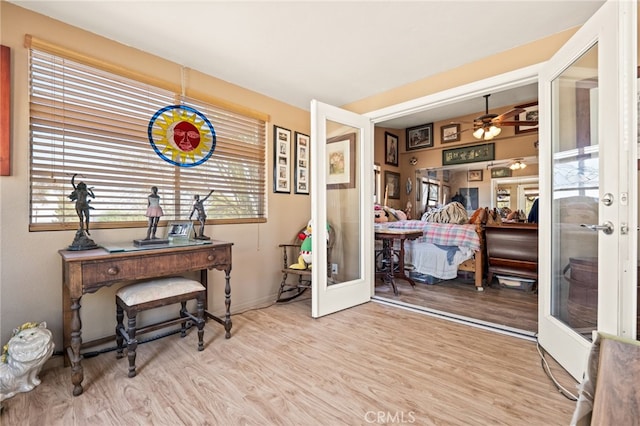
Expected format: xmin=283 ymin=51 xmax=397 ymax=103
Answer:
xmin=484 ymin=224 xmax=538 ymax=283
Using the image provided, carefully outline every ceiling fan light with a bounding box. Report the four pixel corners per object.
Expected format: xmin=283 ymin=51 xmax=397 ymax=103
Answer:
xmin=483 ymin=130 xmax=494 ymax=141
xmin=509 ymin=160 xmax=527 ymax=170
xmin=489 ymin=125 xmax=501 ymax=137
xmin=473 ymin=128 xmax=484 ymax=139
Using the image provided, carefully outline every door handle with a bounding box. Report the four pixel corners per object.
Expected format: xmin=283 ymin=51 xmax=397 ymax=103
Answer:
xmin=580 ymin=221 xmax=614 ymax=235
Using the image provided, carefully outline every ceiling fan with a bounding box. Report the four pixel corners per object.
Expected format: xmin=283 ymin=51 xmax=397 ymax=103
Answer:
xmin=472 ymin=94 xmax=538 ymax=141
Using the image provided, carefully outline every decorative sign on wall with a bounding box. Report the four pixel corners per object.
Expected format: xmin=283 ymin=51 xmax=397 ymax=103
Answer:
xmin=147 ymin=105 xmax=216 ymax=167
xmin=442 ymin=143 xmax=494 ymax=166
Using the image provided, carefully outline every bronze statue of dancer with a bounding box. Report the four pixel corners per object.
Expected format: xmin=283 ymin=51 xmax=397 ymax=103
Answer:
xmin=189 ymin=190 xmax=215 ymax=239
xmin=145 ymin=186 xmax=164 ymax=239
xmin=68 ymin=174 xmax=95 ymax=235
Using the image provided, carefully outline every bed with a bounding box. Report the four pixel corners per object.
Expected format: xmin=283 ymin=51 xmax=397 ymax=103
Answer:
xmin=375 ymin=219 xmax=485 ymax=291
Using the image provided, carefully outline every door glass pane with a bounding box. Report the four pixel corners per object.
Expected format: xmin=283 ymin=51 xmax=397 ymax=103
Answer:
xmin=326 ymin=121 xmax=361 ymax=285
xmin=550 ymin=44 xmax=599 ymax=340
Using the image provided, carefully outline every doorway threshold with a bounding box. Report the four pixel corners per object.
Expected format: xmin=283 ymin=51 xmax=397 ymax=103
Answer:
xmin=372 ymin=295 xmax=537 ymax=342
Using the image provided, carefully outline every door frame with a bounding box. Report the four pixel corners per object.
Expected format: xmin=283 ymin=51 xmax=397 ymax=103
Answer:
xmin=365 ymin=64 xmax=541 ymax=127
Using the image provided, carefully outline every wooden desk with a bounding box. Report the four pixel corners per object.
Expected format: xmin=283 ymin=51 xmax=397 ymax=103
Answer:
xmin=375 ymin=229 xmax=423 ymax=295
xmin=59 ymin=240 xmax=233 ymax=396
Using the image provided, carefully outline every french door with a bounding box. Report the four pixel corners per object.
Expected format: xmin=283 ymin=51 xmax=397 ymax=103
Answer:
xmin=537 ymin=0 xmax=637 ymax=380
xmin=310 ymin=100 xmax=374 ymax=317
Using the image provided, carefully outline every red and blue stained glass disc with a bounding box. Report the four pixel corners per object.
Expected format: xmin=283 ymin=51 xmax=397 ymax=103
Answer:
xmin=148 ymin=105 xmax=216 ymax=167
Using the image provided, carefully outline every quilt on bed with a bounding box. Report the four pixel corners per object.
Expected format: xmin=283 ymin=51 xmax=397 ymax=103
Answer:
xmin=376 ymin=220 xmax=480 ymax=281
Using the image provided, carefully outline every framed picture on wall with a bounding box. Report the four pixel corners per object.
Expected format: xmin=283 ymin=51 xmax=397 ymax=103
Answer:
xmin=294 ymin=131 xmax=310 ymax=194
xmin=384 ymin=171 xmax=401 ymax=199
xmin=384 ymin=131 xmax=398 ymax=166
xmin=468 ymin=169 xmax=483 ymax=182
xmin=273 ymin=125 xmax=291 ymax=193
xmin=440 ymin=123 xmax=461 ymax=143
xmin=514 ymin=101 xmax=539 ymax=134
xmin=406 ymin=123 xmax=434 ymax=150
xmin=459 ymin=187 xmax=479 ymax=211
xmin=327 ymin=133 xmax=356 ymax=189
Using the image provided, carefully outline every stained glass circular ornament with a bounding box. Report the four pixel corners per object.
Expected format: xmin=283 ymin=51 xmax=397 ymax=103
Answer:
xmin=147 ymin=105 xmax=216 ymax=167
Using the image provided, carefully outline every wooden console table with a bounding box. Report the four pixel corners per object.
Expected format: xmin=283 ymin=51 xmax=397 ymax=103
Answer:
xmin=59 ymin=240 xmax=233 ymax=396
xmin=375 ymin=229 xmax=423 ymax=295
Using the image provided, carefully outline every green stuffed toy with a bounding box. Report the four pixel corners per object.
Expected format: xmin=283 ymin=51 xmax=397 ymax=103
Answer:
xmin=289 ymin=220 xmax=313 ymax=270
xmin=288 ymin=221 xmax=330 ymax=270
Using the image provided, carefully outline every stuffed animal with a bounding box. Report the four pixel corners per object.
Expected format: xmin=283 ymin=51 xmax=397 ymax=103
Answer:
xmin=374 ymin=205 xmax=388 ymax=223
xmin=289 ymin=220 xmax=313 ymax=270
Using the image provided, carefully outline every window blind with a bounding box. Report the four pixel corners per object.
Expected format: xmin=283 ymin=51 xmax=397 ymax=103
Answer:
xmin=28 ymin=47 xmax=267 ymax=231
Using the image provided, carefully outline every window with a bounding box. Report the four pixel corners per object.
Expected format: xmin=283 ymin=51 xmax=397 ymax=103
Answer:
xmin=27 ymin=37 xmax=267 ymax=231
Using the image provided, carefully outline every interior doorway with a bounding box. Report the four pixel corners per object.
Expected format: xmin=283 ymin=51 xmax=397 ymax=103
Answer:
xmin=367 ymin=67 xmax=543 ymax=336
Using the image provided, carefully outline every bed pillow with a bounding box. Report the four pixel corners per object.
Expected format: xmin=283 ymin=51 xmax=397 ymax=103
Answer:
xmin=421 ymin=201 xmax=469 ymax=224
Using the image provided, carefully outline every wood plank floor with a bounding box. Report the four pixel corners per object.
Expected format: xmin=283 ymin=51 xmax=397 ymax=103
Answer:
xmin=375 ymin=275 xmax=539 ymax=334
xmin=1 ymin=300 xmax=577 ymax=425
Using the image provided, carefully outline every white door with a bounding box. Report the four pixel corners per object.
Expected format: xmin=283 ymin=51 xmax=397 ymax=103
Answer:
xmin=310 ymin=100 xmax=374 ymax=317
xmin=537 ymin=0 xmax=637 ymax=380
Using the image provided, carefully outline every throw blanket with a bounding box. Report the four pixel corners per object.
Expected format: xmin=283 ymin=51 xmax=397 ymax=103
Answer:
xmin=378 ymin=220 xmax=481 ymax=252
xmin=421 ymin=201 xmax=468 ymax=224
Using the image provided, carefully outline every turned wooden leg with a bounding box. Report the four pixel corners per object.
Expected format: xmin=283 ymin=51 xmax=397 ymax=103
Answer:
xmin=116 ymin=304 xmax=124 ymax=359
xmin=224 ymin=268 xmax=232 ymax=339
xmin=180 ymin=301 xmax=188 ymax=338
xmin=197 ymin=295 xmax=205 ymax=351
xmin=126 ymin=314 xmax=138 ymax=378
xmin=69 ymin=298 xmax=84 ymax=396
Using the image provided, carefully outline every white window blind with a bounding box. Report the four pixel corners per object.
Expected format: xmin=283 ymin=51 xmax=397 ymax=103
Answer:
xmin=28 ymin=46 xmax=267 ymax=231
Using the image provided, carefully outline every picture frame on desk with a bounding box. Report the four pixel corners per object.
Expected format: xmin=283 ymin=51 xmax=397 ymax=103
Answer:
xmin=166 ymin=221 xmax=193 ymax=241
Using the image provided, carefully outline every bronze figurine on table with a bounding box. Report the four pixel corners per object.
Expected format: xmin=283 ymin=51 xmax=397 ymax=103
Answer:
xmin=67 ymin=174 xmax=98 ymax=250
xmin=189 ymin=190 xmax=214 ymax=240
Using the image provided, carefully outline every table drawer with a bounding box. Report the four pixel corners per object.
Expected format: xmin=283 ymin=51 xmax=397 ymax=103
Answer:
xmin=81 ymin=246 xmax=230 ymax=290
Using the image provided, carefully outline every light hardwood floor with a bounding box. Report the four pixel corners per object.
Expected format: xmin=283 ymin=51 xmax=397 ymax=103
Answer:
xmin=1 ymin=299 xmax=578 ymax=425
xmin=375 ymin=276 xmax=539 ymax=334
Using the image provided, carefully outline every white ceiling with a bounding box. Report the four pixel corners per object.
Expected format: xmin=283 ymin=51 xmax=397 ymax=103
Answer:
xmin=8 ymin=0 xmax=605 ymax=128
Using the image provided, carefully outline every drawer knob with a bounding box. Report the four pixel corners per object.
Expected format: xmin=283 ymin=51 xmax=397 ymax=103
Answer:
xmin=107 ymin=267 xmax=119 ymax=275
xmin=207 ymin=255 xmax=214 ymax=261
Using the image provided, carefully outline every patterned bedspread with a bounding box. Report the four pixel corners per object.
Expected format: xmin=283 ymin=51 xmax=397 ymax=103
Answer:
xmin=376 ymin=220 xmax=480 ymax=252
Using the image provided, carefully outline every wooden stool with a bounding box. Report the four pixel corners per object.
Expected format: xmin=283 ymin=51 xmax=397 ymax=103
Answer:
xmin=115 ymin=277 xmax=206 ymax=378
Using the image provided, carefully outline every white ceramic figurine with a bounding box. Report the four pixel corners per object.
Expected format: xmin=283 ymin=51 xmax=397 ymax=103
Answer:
xmin=0 ymin=322 xmax=54 ymax=408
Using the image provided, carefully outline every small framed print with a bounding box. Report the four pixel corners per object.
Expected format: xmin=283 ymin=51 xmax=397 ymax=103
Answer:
xmin=440 ymin=123 xmax=461 ymax=143
xmin=273 ymin=125 xmax=291 ymax=193
xmin=166 ymin=221 xmax=193 ymax=241
xmin=294 ymin=131 xmax=310 ymax=194
xmin=491 ymin=167 xmax=512 ymax=178
xmin=406 ymin=123 xmax=434 ymax=150
xmin=468 ymin=169 xmax=483 ymax=182
xmin=514 ymin=102 xmax=539 ymax=134
xmin=384 ymin=171 xmax=401 ymax=199
xmin=327 ymin=133 xmax=356 ymax=190
xmin=384 ymin=131 xmax=398 ymax=166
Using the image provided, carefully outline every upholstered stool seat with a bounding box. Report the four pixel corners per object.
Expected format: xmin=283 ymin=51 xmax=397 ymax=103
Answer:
xmin=116 ymin=276 xmax=206 ymax=378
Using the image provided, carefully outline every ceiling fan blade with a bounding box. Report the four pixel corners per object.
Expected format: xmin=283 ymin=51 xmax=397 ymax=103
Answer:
xmin=493 ymin=108 xmax=525 ymax=122
xmin=499 ymin=120 xmax=538 ymax=126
